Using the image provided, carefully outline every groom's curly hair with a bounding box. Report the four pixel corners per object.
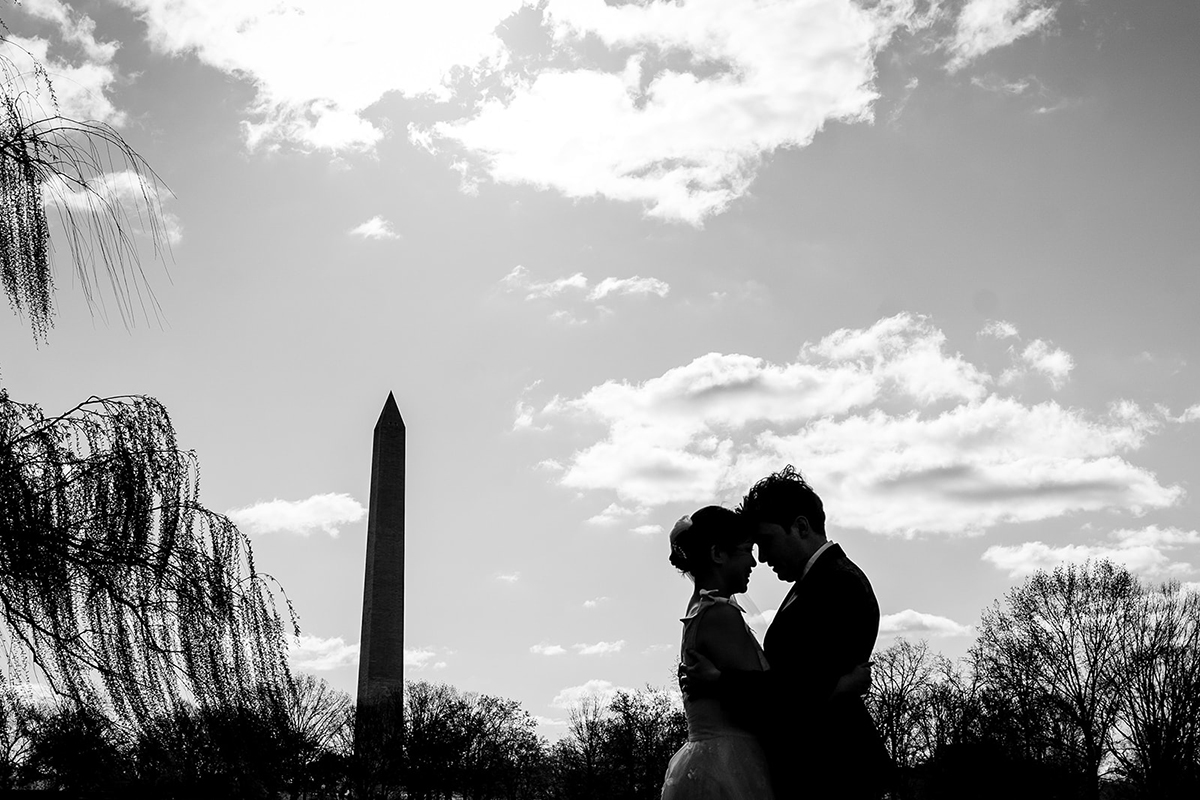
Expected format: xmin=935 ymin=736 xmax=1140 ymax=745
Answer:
xmin=737 ymin=465 xmax=826 ymax=535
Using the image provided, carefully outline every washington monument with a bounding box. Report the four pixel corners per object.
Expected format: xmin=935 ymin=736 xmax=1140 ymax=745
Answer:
xmin=357 ymin=391 xmax=405 ymax=702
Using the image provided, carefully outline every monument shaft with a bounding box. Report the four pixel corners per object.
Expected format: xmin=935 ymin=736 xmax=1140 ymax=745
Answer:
xmin=357 ymin=392 xmax=405 ymax=701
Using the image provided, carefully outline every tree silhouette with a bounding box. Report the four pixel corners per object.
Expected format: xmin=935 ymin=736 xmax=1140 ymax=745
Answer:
xmin=0 ymin=19 xmax=295 ymax=727
xmin=972 ymin=560 xmax=1141 ymax=800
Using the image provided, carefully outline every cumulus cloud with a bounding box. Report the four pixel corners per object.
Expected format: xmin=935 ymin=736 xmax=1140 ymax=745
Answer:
xmin=431 ymin=0 xmax=925 ymax=224
xmin=983 ymin=525 xmax=1200 ymax=578
xmin=573 ymin=640 xmax=625 ymax=656
xmin=3 ymin=0 xmax=125 ymax=125
xmin=105 ymin=1 xmax=1051 ymax=220
xmin=496 ymin=572 xmax=521 ymax=583
xmin=530 ymin=642 xmax=566 ymax=656
xmin=501 ymin=265 xmax=669 ymax=313
xmin=588 ymin=277 xmax=670 ymax=301
xmin=586 ymin=503 xmax=648 ymax=526
xmin=980 ymin=320 xmax=1019 ymax=339
xmin=406 ymin=646 xmax=450 ymax=671
xmin=631 ymin=524 xmax=664 ymax=536
xmin=879 ymin=609 xmax=974 ymax=638
xmin=227 ymin=493 xmax=366 ymax=536
xmin=1001 ymin=338 xmax=1074 ymax=389
xmin=583 ymin=596 xmax=610 ymax=608
xmin=42 ymin=169 xmax=184 ymax=246
xmin=527 ymin=313 xmax=1183 ymax=536
xmin=349 ymin=215 xmax=401 ymax=240
xmin=289 ymin=634 xmax=359 ymax=671
xmin=551 ymin=678 xmax=629 ymax=709
xmin=116 ymin=0 xmax=527 ymax=152
xmin=946 ymin=0 xmax=1056 ymax=73
xmin=1178 ymin=404 xmax=1200 ymax=423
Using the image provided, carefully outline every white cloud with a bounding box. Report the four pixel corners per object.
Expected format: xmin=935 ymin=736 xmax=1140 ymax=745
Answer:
xmin=531 ymin=313 xmax=1183 ymax=536
xmin=573 ymin=640 xmax=625 ymax=656
xmin=349 ymin=215 xmax=401 ymax=240
xmin=406 ymin=646 xmax=450 ymax=672
xmin=583 ymin=596 xmax=609 ymax=608
xmin=3 ymin=0 xmax=125 ymax=125
xmin=501 ymin=265 xmax=669 ymax=307
xmin=42 ymin=169 xmax=184 ymax=246
xmin=588 ymin=277 xmax=670 ymax=301
xmin=530 ymin=642 xmax=567 ymax=656
xmin=980 ymin=319 xmax=1019 ymax=339
xmin=431 ymin=0 xmax=924 ymax=224
xmin=631 ymin=524 xmax=664 ymax=536
xmin=227 ymin=492 xmax=366 ymax=536
xmin=116 ymin=0 xmax=528 ymax=153
xmin=496 ymin=572 xmax=521 ymax=583
xmin=879 ymin=609 xmax=973 ymax=638
xmin=551 ymin=678 xmax=629 ymax=709
xmin=1002 ymin=339 xmax=1074 ymax=389
xmin=946 ymin=0 xmax=1056 ymax=73
xmin=289 ymin=634 xmax=359 ymax=671
xmin=1178 ymin=404 xmax=1200 ymax=423
xmin=586 ymin=503 xmax=647 ymax=526
xmin=983 ymin=525 xmax=1200 ymax=578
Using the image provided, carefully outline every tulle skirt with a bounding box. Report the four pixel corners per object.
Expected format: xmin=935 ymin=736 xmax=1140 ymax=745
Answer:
xmin=660 ymin=735 xmax=775 ymax=800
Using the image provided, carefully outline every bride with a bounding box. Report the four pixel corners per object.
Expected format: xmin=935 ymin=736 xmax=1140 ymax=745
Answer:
xmin=660 ymin=506 xmax=870 ymax=800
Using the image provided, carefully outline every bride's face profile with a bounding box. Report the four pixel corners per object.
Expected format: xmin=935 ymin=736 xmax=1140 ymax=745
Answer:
xmin=714 ymin=539 xmax=757 ymax=595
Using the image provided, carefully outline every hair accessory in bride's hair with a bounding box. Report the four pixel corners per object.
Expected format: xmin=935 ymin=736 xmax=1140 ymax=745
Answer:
xmin=669 ymin=515 xmax=693 ymax=562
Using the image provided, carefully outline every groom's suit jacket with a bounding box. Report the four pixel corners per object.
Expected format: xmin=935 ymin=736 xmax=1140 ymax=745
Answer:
xmin=720 ymin=543 xmax=891 ymax=800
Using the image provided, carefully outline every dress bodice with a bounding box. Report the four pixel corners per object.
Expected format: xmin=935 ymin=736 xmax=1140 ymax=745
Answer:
xmin=679 ymin=589 xmax=770 ymax=742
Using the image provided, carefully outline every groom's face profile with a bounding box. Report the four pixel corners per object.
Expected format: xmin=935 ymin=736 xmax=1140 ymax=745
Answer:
xmin=753 ymin=520 xmax=809 ymax=582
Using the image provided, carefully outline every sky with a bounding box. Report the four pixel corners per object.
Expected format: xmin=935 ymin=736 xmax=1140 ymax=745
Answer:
xmin=1 ymin=0 xmax=1199 ymax=739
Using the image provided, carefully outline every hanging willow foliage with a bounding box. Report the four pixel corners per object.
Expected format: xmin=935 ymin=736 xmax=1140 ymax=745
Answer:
xmin=0 ymin=391 xmax=298 ymax=725
xmin=0 ymin=38 xmax=167 ymax=340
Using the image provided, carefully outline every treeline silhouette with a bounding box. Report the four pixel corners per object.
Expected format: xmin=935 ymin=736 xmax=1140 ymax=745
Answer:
xmin=2 ymin=560 xmax=1197 ymax=800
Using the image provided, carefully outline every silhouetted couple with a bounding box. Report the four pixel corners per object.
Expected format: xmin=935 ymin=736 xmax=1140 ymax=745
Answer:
xmin=661 ymin=466 xmax=891 ymax=800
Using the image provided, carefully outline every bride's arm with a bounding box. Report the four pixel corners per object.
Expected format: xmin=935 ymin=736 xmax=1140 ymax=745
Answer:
xmin=691 ymin=603 xmax=765 ymax=673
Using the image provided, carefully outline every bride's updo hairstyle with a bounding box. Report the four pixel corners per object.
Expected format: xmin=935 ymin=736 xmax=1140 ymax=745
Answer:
xmin=668 ymin=506 xmax=751 ymax=577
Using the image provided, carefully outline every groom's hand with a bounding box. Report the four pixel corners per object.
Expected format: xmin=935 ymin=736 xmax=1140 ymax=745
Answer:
xmin=679 ymin=649 xmax=721 ymax=698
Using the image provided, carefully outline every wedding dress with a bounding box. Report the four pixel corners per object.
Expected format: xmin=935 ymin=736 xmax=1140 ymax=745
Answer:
xmin=661 ymin=590 xmax=775 ymax=800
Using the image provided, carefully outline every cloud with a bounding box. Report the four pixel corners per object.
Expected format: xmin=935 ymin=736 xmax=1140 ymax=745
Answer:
xmin=431 ymin=0 xmax=924 ymax=224
xmin=583 ymin=596 xmax=609 ymax=608
xmin=227 ymin=493 xmax=366 ymax=536
xmin=4 ymin=0 xmax=125 ymax=124
xmin=586 ymin=503 xmax=647 ymax=526
xmin=116 ymin=0 xmax=528 ymax=152
xmin=289 ymin=634 xmax=359 ymax=671
xmin=983 ymin=525 xmax=1200 ymax=578
xmin=529 ymin=313 xmax=1183 ymax=536
xmin=946 ymin=0 xmax=1056 ymax=73
xmin=530 ymin=642 xmax=567 ymax=656
xmin=980 ymin=320 xmax=1019 ymax=339
xmin=631 ymin=524 xmax=664 ymax=536
xmin=573 ymin=640 xmax=625 ymax=656
xmin=406 ymin=646 xmax=450 ymax=672
xmin=879 ymin=609 xmax=974 ymax=638
xmin=501 ymin=266 xmax=669 ymax=311
xmin=496 ymin=572 xmax=521 ymax=583
xmin=1178 ymin=404 xmax=1200 ymax=423
xmin=588 ymin=277 xmax=670 ymax=301
xmin=41 ymin=169 xmax=184 ymax=246
xmin=1001 ymin=338 xmax=1075 ymax=390
xmin=551 ymin=678 xmax=629 ymax=709
xmin=349 ymin=215 xmax=401 ymax=240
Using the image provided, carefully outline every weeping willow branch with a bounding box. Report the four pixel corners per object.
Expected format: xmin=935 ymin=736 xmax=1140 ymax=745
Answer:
xmin=0 ymin=34 xmax=169 ymax=341
xmin=0 ymin=391 xmax=298 ymax=725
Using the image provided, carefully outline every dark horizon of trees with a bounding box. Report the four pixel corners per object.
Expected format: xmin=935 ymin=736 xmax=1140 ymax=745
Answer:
xmin=2 ymin=560 xmax=1198 ymax=800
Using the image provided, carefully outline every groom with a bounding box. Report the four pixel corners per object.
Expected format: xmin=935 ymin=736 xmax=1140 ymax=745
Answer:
xmin=684 ymin=466 xmax=891 ymax=800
